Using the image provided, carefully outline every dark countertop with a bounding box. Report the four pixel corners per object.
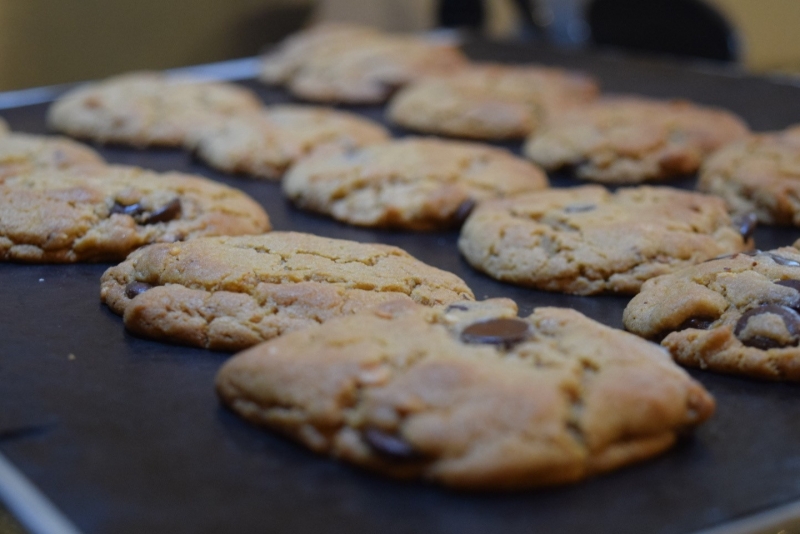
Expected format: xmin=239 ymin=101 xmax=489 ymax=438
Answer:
xmin=2 ymin=41 xmax=800 ymax=534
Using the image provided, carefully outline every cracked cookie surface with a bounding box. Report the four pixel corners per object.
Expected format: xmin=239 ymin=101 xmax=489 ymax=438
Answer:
xmin=283 ymin=137 xmax=548 ymax=230
xmin=216 ymin=298 xmax=714 ymax=490
xmin=624 ymin=247 xmax=800 ymax=380
xmin=186 ymin=105 xmax=390 ymax=180
xmin=48 ymin=72 xmax=262 ymax=147
xmin=0 ymin=132 xmax=105 ymax=181
xmin=101 ymin=232 xmax=474 ymax=350
xmin=523 ymin=96 xmax=749 ymax=184
xmin=260 ymin=25 xmax=467 ymax=104
xmin=458 ymin=185 xmax=750 ymax=295
xmin=698 ymin=126 xmax=800 ymax=225
xmin=0 ymin=165 xmax=269 ymax=262
xmin=387 ymin=63 xmax=598 ymax=140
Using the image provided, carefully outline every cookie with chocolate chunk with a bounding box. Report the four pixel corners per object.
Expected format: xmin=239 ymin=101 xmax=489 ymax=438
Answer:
xmin=282 ymin=137 xmax=548 ymax=231
xmin=523 ymin=96 xmax=748 ymax=184
xmin=216 ymin=298 xmax=714 ymax=490
xmin=0 ymin=132 xmax=105 ymax=181
xmin=624 ymin=247 xmax=800 ymax=380
xmin=101 ymin=232 xmax=474 ymax=350
xmin=458 ymin=185 xmax=751 ymax=295
xmin=187 ymin=105 xmax=390 ymax=180
xmin=0 ymin=165 xmax=269 ymax=262
xmin=387 ymin=63 xmax=598 ymax=140
xmin=699 ymin=125 xmax=800 ymax=225
xmin=48 ymin=72 xmax=262 ymax=147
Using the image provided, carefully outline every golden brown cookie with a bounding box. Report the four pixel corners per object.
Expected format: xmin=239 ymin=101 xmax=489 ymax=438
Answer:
xmin=48 ymin=72 xmax=262 ymax=147
xmin=217 ymin=298 xmax=714 ymax=490
xmin=699 ymin=125 xmax=800 ymax=225
xmin=524 ymin=96 xmax=749 ymax=183
xmin=387 ymin=63 xmax=598 ymax=140
xmin=101 ymin=232 xmax=474 ymax=350
xmin=624 ymin=247 xmax=800 ymax=380
xmin=0 ymin=165 xmax=269 ymax=262
xmin=0 ymin=132 xmax=105 ymax=181
xmin=186 ymin=105 xmax=390 ymax=180
xmin=282 ymin=137 xmax=548 ymax=230
xmin=458 ymin=185 xmax=751 ymax=295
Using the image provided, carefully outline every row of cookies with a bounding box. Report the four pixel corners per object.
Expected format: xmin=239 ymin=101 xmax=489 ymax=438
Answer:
xmin=5 ymin=25 xmax=794 ymax=491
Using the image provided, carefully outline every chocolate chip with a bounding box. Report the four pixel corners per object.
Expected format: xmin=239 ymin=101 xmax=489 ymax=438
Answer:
xmin=776 ymin=280 xmax=800 ymax=292
xmin=143 ymin=198 xmax=181 ymax=224
xmin=564 ymin=203 xmax=596 ymax=213
xmin=734 ymin=304 xmax=800 ymax=349
xmin=454 ymin=198 xmax=476 ymax=224
xmin=445 ymin=304 xmax=470 ymax=312
xmin=733 ymin=212 xmax=758 ymax=241
xmin=653 ymin=315 xmax=717 ymax=342
xmin=461 ymin=318 xmax=531 ymax=348
xmin=362 ymin=428 xmax=420 ymax=462
xmin=125 ymin=281 xmax=152 ymax=299
xmin=110 ymin=201 xmax=144 ymax=217
xmin=766 ymin=253 xmax=800 ymax=267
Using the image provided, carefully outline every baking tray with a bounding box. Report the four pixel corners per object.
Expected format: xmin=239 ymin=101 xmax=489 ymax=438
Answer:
xmin=2 ymin=41 xmax=800 ymax=534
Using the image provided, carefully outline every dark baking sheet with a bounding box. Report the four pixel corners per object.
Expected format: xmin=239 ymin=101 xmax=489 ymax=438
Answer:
xmin=3 ymin=41 xmax=800 ymax=534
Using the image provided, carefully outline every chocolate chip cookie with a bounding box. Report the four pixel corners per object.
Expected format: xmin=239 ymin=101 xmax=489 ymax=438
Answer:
xmin=0 ymin=165 xmax=270 ymax=262
xmin=624 ymin=247 xmax=800 ymax=380
xmin=387 ymin=63 xmax=598 ymax=140
xmin=524 ymin=96 xmax=749 ymax=183
xmin=699 ymin=125 xmax=800 ymax=225
xmin=282 ymin=137 xmax=549 ymax=231
xmin=458 ymin=185 xmax=751 ymax=295
xmin=216 ymin=298 xmax=714 ymax=490
xmin=186 ymin=105 xmax=390 ymax=180
xmin=261 ymin=26 xmax=467 ymax=104
xmin=101 ymin=232 xmax=474 ymax=350
xmin=48 ymin=72 xmax=262 ymax=147
xmin=0 ymin=132 xmax=105 ymax=181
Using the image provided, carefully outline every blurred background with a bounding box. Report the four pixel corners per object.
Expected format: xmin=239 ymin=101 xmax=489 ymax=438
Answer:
xmin=1 ymin=0 xmax=799 ymax=91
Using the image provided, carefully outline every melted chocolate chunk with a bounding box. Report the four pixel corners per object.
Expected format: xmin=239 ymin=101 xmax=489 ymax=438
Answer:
xmin=445 ymin=304 xmax=470 ymax=312
xmin=776 ymin=279 xmax=800 ymax=292
xmin=563 ymin=203 xmax=596 ymax=214
xmin=766 ymin=253 xmax=800 ymax=267
xmin=734 ymin=304 xmax=800 ymax=349
xmin=454 ymin=199 xmax=476 ymax=224
xmin=460 ymin=318 xmax=531 ymax=348
xmin=144 ymin=198 xmax=182 ymax=224
xmin=363 ymin=428 xmax=420 ymax=462
xmin=110 ymin=201 xmax=145 ymax=217
xmin=653 ymin=315 xmax=717 ymax=342
xmin=125 ymin=281 xmax=152 ymax=299
xmin=733 ymin=212 xmax=758 ymax=241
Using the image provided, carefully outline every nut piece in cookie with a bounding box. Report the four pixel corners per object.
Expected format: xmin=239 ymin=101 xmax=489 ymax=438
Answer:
xmin=216 ymin=298 xmax=714 ymax=490
xmin=0 ymin=132 xmax=105 ymax=181
xmin=47 ymin=72 xmax=262 ymax=147
xmin=388 ymin=63 xmax=598 ymax=140
xmin=0 ymin=165 xmax=269 ymax=262
xmin=260 ymin=24 xmax=468 ymax=104
xmin=186 ymin=105 xmax=390 ymax=180
xmin=283 ymin=137 xmax=548 ymax=231
xmin=699 ymin=125 xmax=800 ymax=225
xmin=100 ymin=232 xmax=474 ymax=350
xmin=458 ymin=185 xmax=751 ymax=295
xmin=624 ymin=247 xmax=800 ymax=380
xmin=524 ymin=96 xmax=749 ymax=184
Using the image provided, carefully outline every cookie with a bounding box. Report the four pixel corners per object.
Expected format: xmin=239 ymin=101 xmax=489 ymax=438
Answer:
xmin=216 ymin=298 xmax=714 ymax=490
xmin=260 ymin=23 xmax=381 ymax=85
xmin=0 ymin=165 xmax=269 ymax=262
xmin=186 ymin=105 xmax=390 ymax=180
xmin=624 ymin=247 xmax=800 ymax=380
xmin=282 ymin=137 xmax=549 ymax=230
xmin=698 ymin=125 xmax=800 ymax=225
xmin=47 ymin=72 xmax=262 ymax=147
xmin=458 ymin=185 xmax=751 ymax=295
xmin=524 ymin=97 xmax=749 ymax=183
xmin=0 ymin=132 xmax=105 ymax=181
xmin=261 ymin=26 xmax=467 ymax=104
xmin=387 ymin=64 xmax=598 ymax=140
xmin=100 ymin=232 xmax=474 ymax=351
